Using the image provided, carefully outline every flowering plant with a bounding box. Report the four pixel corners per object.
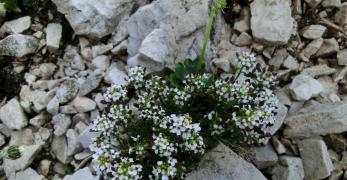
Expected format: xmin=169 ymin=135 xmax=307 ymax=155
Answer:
xmin=90 ymin=0 xmax=278 ymax=179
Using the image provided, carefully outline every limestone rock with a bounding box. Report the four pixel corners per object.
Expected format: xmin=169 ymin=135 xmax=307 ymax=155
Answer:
xmin=315 ymin=38 xmax=339 ymax=57
xmin=71 ymin=96 xmax=96 ymax=113
xmin=78 ymin=73 xmax=103 ymax=96
xmin=250 ymin=0 xmax=294 ymax=45
xmin=0 ymin=98 xmax=28 ymax=130
xmin=284 ymin=101 xmax=347 ymax=138
xmin=56 ymin=79 xmax=79 ymax=104
xmin=252 ymin=144 xmax=278 ymax=169
xmin=185 ymin=143 xmax=267 ymax=180
xmin=52 ymin=114 xmax=71 ymax=136
xmin=9 ymin=168 xmax=44 ymax=180
xmin=337 ymin=49 xmax=347 ymax=66
xmin=52 ymin=135 xmax=71 ymax=164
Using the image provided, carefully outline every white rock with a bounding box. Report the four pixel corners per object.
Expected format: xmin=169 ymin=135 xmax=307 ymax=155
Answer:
xmin=52 ymin=0 xmax=133 ymax=39
xmin=111 ymin=40 xmax=128 ymax=55
xmin=63 ymin=167 xmax=99 ymax=180
xmin=250 ymin=0 xmax=294 ymax=45
xmin=186 ymin=143 xmax=267 ymax=180
xmin=300 ymin=25 xmax=326 ymax=39
xmin=298 ymin=138 xmax=334 ymax=179
xmin=301 ymin=64 xmax=336 ymax=78
xmin=104 ymin=62 xmax=128 ymax=85
xmin=52 ymin=135 xmax=71 ymax=164
xmin=0 ymin=98 xmax=28 ymax=130
xmin=0 ymin=133 xmax=5 ymax=147
xmin=9 ymin=168 xmax=44 ymax=180
xmin=46 ymin=23 xmax=62 ymax=52
xmin=0 ymin=16 xmax=31 ymax=35
xmin=0 ymin=34 xmax=39 ymax=58
xmin=29 ymin=112 xmax=50 ymax=128
xmin=91 ymin=55 xmax=110 ymax=71
xmin=20 ymin=86 xmax=55 ymax=113
xmin=37 ymin=159 xmax=51 ymax=176
xmin=66 ymin=129 xmax=82 ymax=156
xmin=284 ymin=100 xmax=347 ymax=138
xmin=47 ymin=96 xmax=59 ymax=115
xmin=282 ymin=55 xmax=299 ymax=70
xmin=139 ymin=28 xmax=177 ymax=66
xmin=272 ymin=156 xmax=305 ymax=180
xmin=52 ymin=114 xmax=71 ymax=136
xmin=337 ymin=49 xmax=347 ymax=66
xmin=289 ymin=74 xmax=324 ymax=101
xmin=71 ymin=96 xmax=96 ymax=113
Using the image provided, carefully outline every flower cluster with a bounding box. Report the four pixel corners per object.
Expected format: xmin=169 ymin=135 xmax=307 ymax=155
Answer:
xmin=91 ymin=52 xmax=278 ymax=179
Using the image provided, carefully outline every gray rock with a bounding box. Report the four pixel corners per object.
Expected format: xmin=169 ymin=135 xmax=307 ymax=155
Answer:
xmin=78 ymin=73 xmax=103 ymax=96
xmin=0 ymin=16 xmax=31 ymax=35
xmin=78 ymin=125 xmax=100 ymax=148
xmin=298 ymin=138 xmax=334 ymax=180
xmin=111 ymin=40 xmax=128 ymax=55
xmin=39 ymin=63 xmax=57 ymax=80
xmin=37 ymin=159 xmax=51 ymax=177
xmin=63 ymin=167 xmax=99 ymax=180
xmin=252 ymin=144 xmax=278 ymax=169
xmin=233 ymin=32 xmax=252 ymax=46
xmin=324 ymin=134 xmax=347 ymax=152
xmin=272 ymin=156 xmax=305 ymax=180
xmin=46 ymin=23 xmax=62 ymax=52
xmin=29 ymin=112 xmax=50 ymax=128
xmin=289 ymin=74 xmax=323 ymax=101
xmin=272 ymin=136 xmax=287 ymax=154
xmin=337 ymin=49 xmax=347 ymax=66
xmin=250 ymin=0 xmax=294 ymax=45
xmin=305 ymin=0 xmax=322 ymax=8
xmin=52 ymin=114 xmax=71 ymax=136
xmin=20 ymin=86 xmax=55 ymax=113
xmin=66 ymin=129 xmax=82 ymax=156
xmin=0 ymin=98 xmax=28 ymax=130
xmin=233 ymin=20 xmax=250 ymax=32
xmin=52 ymin=135 xmax=71 ymax=164
xmin=335 ymin=5 xmax=347 ymax=25
xmin=300 ymin=25 xmax=326 ymax=39
xmin=301 ymin=64 xmax=336 ymax=78
xmin=127 ymin=0 xmax=209 ymax=71
xmin=186 ymin=143 xmax=267 ymax=180
xmin=3 ymin=141 xmax=44 ymax=175
xmin=282 ymin=55 xmax=299 ymax=70
xmin=9 ymin=168 xmax=43 ymax=180
xmin=63 ymin=46 xmax=85 ymax=71
xmin=56 ymin=79 xmax=79 ymax=104
xmin=9 ymin=128 xmax=34 ymax=146
xmin=59 ymin=105 xmax=77 ymax=114
xmin=0 ymin=133 xmax=5 ymax=147
xmin=139 ymin=28 xmax=177 ymax=66
xmin=322 ymin=0 xmax=341 ymax=7
xmin=284 ymin=101 xmax=347 ymax=138
xmin=299 ymin=38 xmax=323 ymax=62
xmin=104 ymin=62 xmax=128 ymax=85
xmin=71 ymin=96 xmax=96 ymax=113
xmin=316 ymin=38 xmax=339 ymax=57
xmin=0 ymin=34 xmax=39 ymax=58
xmin=91 ymin=55 xmax=110 ymax=71
xmin=263 ymin=103 xmax=288 ymax=136
xmin=52 ymin=0 xmax=133 ymax=39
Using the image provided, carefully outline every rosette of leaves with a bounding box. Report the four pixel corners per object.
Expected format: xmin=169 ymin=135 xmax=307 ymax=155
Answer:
xmin=90 ymin=0 xmax=279 ymax=179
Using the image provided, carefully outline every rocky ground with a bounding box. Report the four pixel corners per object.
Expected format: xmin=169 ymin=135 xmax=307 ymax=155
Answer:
xmin=0 ymin=0 xmax=347 ymax=179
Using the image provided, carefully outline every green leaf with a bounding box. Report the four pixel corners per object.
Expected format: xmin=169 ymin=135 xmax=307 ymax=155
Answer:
xmin=1 ymin=0 xmax=17 ymax=12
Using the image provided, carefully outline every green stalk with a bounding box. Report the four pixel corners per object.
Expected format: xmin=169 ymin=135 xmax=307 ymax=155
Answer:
xmin=197 ymin=0 xmax=227 ymax=71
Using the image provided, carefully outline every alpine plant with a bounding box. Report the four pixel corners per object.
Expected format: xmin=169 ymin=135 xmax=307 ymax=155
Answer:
xmin=90 ymin=51 xmax=279 ymax=179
